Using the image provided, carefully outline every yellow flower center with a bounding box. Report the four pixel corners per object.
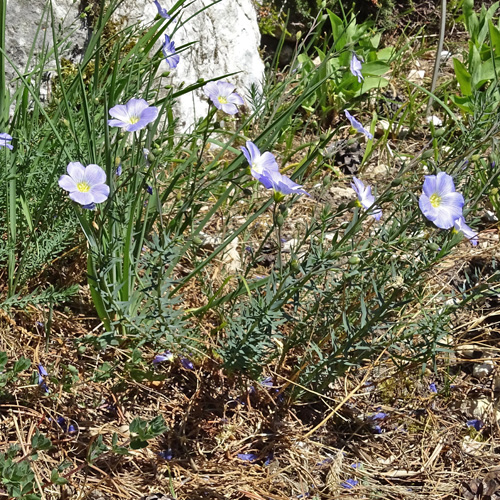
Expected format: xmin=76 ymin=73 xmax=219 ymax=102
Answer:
xmin=129 ymin=116 xmax=140 ymax=124
xmin=218 ymin=96 xmax=228 ymax=104
xmin=429 ymin=193 xmax=441 ymax=207
xmin=77 ymin=181 xmax=91 ymax=193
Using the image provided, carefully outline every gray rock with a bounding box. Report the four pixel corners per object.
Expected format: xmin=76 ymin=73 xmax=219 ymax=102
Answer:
xmin=4 ymin=0 xmax=264 ymax=130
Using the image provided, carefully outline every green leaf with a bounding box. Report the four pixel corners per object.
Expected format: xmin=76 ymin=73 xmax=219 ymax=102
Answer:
xmin=362 ymin=61 xmax=390 ymax=76
xmin=31 ymin=430 xmax=52 ymax=452
xmin=453 ymin=58 xmax=472 ymax=96
xmin=13 ymin=357 xmax=31 ymax=374
xmin=50 ymin=469 xmax=68 ymax=485
xmin=0 ymin=352 xmax=7 ymax=370
xmin=355 ymin=76 xmax=389 ymax=96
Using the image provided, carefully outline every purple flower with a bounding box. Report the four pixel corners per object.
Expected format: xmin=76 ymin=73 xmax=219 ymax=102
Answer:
xmin=261 ymin=168 xmax=309 ymax=196
xmin=153 ymin=351 xmax=173 ymax=364
xmin=429 ymin=383 xmax=437 ymax=393
xmin=344 ymin=110 xmax=373 ymax=139
xmin=368 ymin=412 xmax=388 ymax=420
xmin=37 ymin=365 xmax=49 ymax=393
xmin=371 ymin=425 xmax=382 ymax=434
xmin=260 ymin=376 xmax=274 ymax=387
xmin=116 ymin=164 xmax=122 ymax=176
xmin=237 ymin=453 xmax=259 ymax=462
xmin=351 ymin=177 xmax=382 ymax=220
xmin=466 ymin=419 xmax=483 ymax=431
xmin=158 ymin=449 xmax=173 ymax=460
xmin=419 ymin=172 xmax=464 ymax=229
xmin=146 ymin=185 xmax=153 ymax=195
xmin=340 ymin=479 xmax=359 ymax=489
xmin=203 ymin=81 xmax=244 ymax=115
xmin=350 ymin=53 xmax=364 ymax=83
xmin=241 ymin=141 xmax=279 ymax=187
xmin=82 ymin=203 xmax=96 ymax=210
xmin=58 ymin=162 xmax=110 ymax=206
xmin=180 ymin=357 xmax=194 ymax=370
xmin=153 ymin=0 xmax=170 ymax=19
xmin=453 ymin=216 xmax=478 ymax=246
xmin=162 ymin=35 xmax=179 ymax=69
xmin=0 ymin=132 xmax=13 ymax=150
xmin=108 ymin=98 xmax=159 ymax=132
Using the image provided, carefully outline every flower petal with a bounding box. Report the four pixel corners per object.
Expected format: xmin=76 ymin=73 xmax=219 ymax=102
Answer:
xmin=126 ymin=98 xmax=150 ymax=118
xmin=58 ymin=175 xmax=77 ymax=192
xmin=203 ymin=82 xmax=220 ymax=100
xmin=69 ymin=190 xmax=94 ymax=206
xmin=227 ymin=93 xmax=245 ymax=106
xmin=259 ymin=151 xmax=279 ymax=172
xmin=108 ymin=104 xmax=131 ymax=123
xmin=67 ymin=162 xmax=85 ymax=180
xmin=85 ymin=164 xmax=106 ymax=186
xmin=89 ymin=183 xmax=110 ymax=203
xmin=435 ymin=171 xmax=456 ymax=197
xmin=221 ymin=103 xmax=239 ymax=115
xmin=217 ymin=81 xmax=236 ymax=96
xmin=422 ymin=175 xmax=437 ymax=198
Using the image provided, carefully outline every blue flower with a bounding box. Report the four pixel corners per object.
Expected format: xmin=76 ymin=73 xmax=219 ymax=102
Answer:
xmin=180 ymin=357 xmax=194 ymax=370
xmin=341 ymin=479 xmax=359 ymax=489
xmin=453 ymin=216 xmax=478 ymax=246
xmin=237 ymin=453 xmax=259 ymax=462
xmin=162 ymin=35 xmax=180 ymax=69
xmin=153 ymin=351 xmax=173 ymax=364
xmin=158 ymin=449 xmax=173 ymax=460
xmin=153 ymin=0 xmax=170 ymax=19
xmin=240 ymin=141 xmax=308 ymax=196
xmin=429 ymin=383 xmax=437 ymax=393
xmin=368 ymin=412 xmax=388 ymax=420
xmin=344 ymin=110 xmax=373 ymax=139
xmin=203 ymin=81 xmax=244 ymax=115
xmin=419 ymin=172 xmax=464 ymax=229
xmin=466 ymin=419 xmax=483 ymax=431
xmin=116 ymin=164 xmax=122 ymax=176
xmin=0 ymin=133 xmax=13 ymax=150
xmin=350 ymin=53 xmax=364 ymax=83
xmin=37 ymin=365 xmax=49 ymax=393
xmin=351 ymin=177 xmax=382 ymax=220
xmin=108 ymin=98 xmax=159 ymax=132
xmin=58 ymin=162 xmax=110 ymax=206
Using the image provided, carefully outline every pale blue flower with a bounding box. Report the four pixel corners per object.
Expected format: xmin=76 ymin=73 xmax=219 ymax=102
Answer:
xmin=59 ymin=162 xmax=110 ymax=206
xmin=453 ymin=216 xmax=478 ymax=246
xmin=0 ymin=133 xmax=13 ymax=150
xmin=153 ymin=0 xmax=170 ymax=19
xmin=153 ymin=351 xmax=173 ymax=364
xmin=180 ymin=357 xmax=194 ymax=370
xmin=241 ymin=141 xmax=279 ymax=187
xmin=108 ymin=98 xmax=159 ymax=132
xmin=162 ymin=35 xmax=180 ymax=69
xmin=419 ymin=172 xmax=464 ymax=229
xmin=350 ymin=53 xmax=364 ymax=83
xmin=261 ymin=168 xmax=310 ymax=196
xmin=341 ymin=479 xmax=359 ymax=489
xmin=203 ymin=81 xmax=244 ymax=115
xmin=351 ymin=176 xmax=382 ymax=220
xmin=345 ymin=110 xmax=373 ymax=139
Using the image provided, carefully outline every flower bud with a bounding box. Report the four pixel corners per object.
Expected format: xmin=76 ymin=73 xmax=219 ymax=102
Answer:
xmin=276 ymin=214 xmax=284 ymax=227
xmin=349 ymin=255 xmax=360 ymax=265
xmin=192 ymin=236 xmax=203 ymax=245
xmin=428 ymin=242 xmax=440 ymax=251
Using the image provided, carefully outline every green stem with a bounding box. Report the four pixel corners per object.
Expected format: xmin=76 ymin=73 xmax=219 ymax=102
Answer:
xmin=0 ymin=0 xmax=6 ymax=128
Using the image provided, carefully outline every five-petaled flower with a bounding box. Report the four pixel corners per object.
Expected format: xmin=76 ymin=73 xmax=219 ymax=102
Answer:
xmin=203 ymin=81 xmax=244 ymax=115
xmin=419 ymin=172 xmax=464 ymax=229
xmin=241 ymin=141 xmax=308 ymax=196
xmin=162 ymin=35 xmax=180 ymax=69
xmin=58 ymin=162 xmax=110 ymax=206
xmin=108 ymin=98 xmax=159 ymax=132
xmin=453 ymin=216 xmax=478 ymax=246
xmin=345 ymin=110 xmax=373 ymax=139
xmin=153 ymin=0 xmax=170 ymax=19
xmin=350 ymin=53 xmax=364 ymax=83
xmin=0 ymin=133 xmax=13 ymax=150
xmin=351 ymin=176 xmax=382 ymax=220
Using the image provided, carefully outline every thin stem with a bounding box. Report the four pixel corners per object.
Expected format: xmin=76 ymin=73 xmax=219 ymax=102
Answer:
xmin=427 ymin=0 xmax=447 ymax=115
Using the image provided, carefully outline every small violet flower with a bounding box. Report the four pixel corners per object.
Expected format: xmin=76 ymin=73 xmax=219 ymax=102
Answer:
xmin=341 ymin=479 xmax=359 ymax=489
xmin=368 ymin=411 xmax=388 ymax=420
xmin=351 ymin=176 xmax=382 ymax=220
xmin=0 ymin=133 xmax=13 ymax=150
xmin=240 ymin=141 xmax=308 ymax=196
xmin=108 ymin=98 xmax=159 ymax=132
xmin=37 ymin=365 xmax=49 ymax=393
xmin=237 ymin=453 xmax=259 ymax=462
xmin=116 ymin=164 xmax=122 ymax=176
xmin=466 ymin=419 xmax=483 ymax=431
xmin=453 ymin=216 xmax=478 ymax=246
xmin=429 ymin=383 xmax=437 ymax=393
xmin=162 ymin=35 xmax=180 ymax=69
xmin=180 ymin=357 xmax=194 ymax=370
xmin=203 ymin=81 xmax=244 ymax=115
xmin=344 ymin=110 xmax=373 ymax=139
xmin=350 ymin=53 xmax=364 ymax=83
xmin=58 ymin=162 xmax=110 ymax=206
xmin=153 ymin=351 xmax=173 ymax=364
xmin=419 ymin=172 xmax=464 ymax=229
xmin=153 ymin=0 xmax=170 ymax=19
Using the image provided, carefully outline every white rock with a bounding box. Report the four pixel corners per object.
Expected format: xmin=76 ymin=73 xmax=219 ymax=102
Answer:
xmin=5 ymin=0 xmax=264 ymax=132
xmin=440 ymin=50 xmax=452 ymax=62
xmin=461 ymin=435 xmax=486 ymax=456
xmin=407 ymin=69 xmax=425 ymax=82
xmin=426 ymin=115 xmax=443 ymax=127
xmin=473 ymin=360 xmax=495 ymax=379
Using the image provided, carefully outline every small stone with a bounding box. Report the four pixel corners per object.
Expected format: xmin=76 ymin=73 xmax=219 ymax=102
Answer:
xmin=407 ymin=69 xmax=425 ymax=82
xmin=473 ymin=360 xmax=495 ymax=379
xmin=426 ymin=115 xmax=443 ymax=127
xmin=456 ymin=344 xmax=483 ymax=359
